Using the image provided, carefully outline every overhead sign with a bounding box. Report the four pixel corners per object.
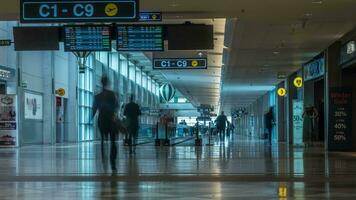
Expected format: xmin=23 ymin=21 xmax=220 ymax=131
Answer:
xmin=304 ymin=54 xmax=325 ymax=81
xmin=20 ymin=0 xmax=139 ymax=23
xmin=117 ymin=25 xmax=164 ymax=51
xmin=139 ymin=12 xmax=162 ymax=22
xmin=153 ymin=58 xmax=208 ymax=70
xmin=0 ymin=40 xmax=12 ymax=46
xmin=64 ymin=25 xmax=111 ymax=52
xmin=277 ymin=88 xmax=287 ymax=97
xmin=328 ymin=88 xmax=353 ymax=151
xmin=293 ymin=77 xmax=303 ymax=88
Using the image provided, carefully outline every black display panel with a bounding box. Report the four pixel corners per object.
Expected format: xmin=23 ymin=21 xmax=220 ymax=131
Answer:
xmin=116 ymin=25 xmax=163 ymax=51
xmin=64 ymin=26 xmax=112 ymax=52
xmin=13 ymin=26 xmax=60 ymax=51
xmin=20 ymin=0 xmax=139 ymax=23
xmin=167 ymin=25 xmax=214 ymax=50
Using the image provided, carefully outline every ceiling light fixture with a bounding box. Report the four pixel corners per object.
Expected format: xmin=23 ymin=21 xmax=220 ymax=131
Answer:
xmin=312 ymin=0 xmax=323 ymax=4
xmin=273 ymin=51 xmax=280 ymax=55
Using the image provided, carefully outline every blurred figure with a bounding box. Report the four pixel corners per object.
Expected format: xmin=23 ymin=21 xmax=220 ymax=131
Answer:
xmin=92 ymin=76 xmax=119 ymax=173
xmin=265 ymin=107 xmax=275 ymax=144
xmin=124 ymin=95 xmax=141 ymax=154
xmin=215 ymin=111 xmax=228 ymax=142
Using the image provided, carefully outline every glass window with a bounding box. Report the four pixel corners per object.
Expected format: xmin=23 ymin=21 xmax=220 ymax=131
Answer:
xmin=111 ymin=53 xmax=119 ymax=72
xmin=129 ymin=64 xmax=136 ymax=82
xmin=136 ymin=70 xmax=142 ymax=86
xmin=78 ymin=55 xmax=95 ymax=141
xmin=120 ymin=57 xmax=128 ymax=77
xmin=142 ymin=74 xmax=147 ymax=89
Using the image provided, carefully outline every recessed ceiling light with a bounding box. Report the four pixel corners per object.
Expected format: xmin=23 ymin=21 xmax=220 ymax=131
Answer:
xmin=304 ymin=13 xmax=313 ymax=17
xmin=273 ymin=51 xmax=280 ymax=55
xmin=312 ymin=0 xmax=323 ymax=4
xmin=170 ymin=3 xmax=179 ymax=7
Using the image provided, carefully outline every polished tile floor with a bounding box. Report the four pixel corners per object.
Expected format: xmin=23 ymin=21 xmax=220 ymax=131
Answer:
xmin=1 ymin=135 xmax=356 ymax=199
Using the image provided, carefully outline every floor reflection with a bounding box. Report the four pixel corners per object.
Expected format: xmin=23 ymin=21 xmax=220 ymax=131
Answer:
xmin=0 ymin=135 xmax=356 ymax=198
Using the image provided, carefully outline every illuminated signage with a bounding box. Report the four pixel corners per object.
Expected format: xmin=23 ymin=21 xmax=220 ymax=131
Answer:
xmin=153 ymin=58 xmax=208 ymax=70
xmin=139 ymin=12 xmax=162 ymax=22
xmin=0 ymin=66 xmax=15 ymax=80
xmin=277 ymin=88 xmax=287 ymax=97
xmin=293 ymin=77 xmax=303 ymax=88
xmin=56 ymin=88 xmax=66 ymax=97
xmin=304 ymin=54 xmax=325 ymax=81
xmin=64 ymin=26 xmax=112 ymax=52
xmin=347 ymin=41 xmax=355 ymax=55
xmin=117 ymin=25 xmax=164 ymax=51
xmin=0 ymin=40 xmax=12 ymax=46
xmin=20 ymin=0 xmax=139 ymax=23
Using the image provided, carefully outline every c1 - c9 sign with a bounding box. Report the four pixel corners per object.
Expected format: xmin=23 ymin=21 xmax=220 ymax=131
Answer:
xmin=20 ymin=0 xmax=139 ymax=23
xmin=153 ymin=58 xmax=208 ymax=70
xmin=328 ymin=88 xmax=353 ymax=151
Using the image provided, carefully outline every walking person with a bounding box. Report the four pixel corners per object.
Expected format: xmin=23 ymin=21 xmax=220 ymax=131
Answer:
xmin=124 ymin=95 xmax=141 ymax=154
xmin=265 ymin=107 xmax=274 ymax=144
xmin=215 ymin=111 xmax=228 ymax=143
xmin=92 ymin=76 xmax=119 ymax=173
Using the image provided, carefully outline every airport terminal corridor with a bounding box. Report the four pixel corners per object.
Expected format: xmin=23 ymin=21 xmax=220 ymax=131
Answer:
xmin=1 ymin=0 xmax=356 ymax=199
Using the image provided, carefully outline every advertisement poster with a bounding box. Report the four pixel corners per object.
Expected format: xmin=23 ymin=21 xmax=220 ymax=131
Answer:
xmin=24 ymin=92 xmax=43 ymax=120
xmin=328 ymin=88 xmax=353 ymax=151
xmin=0 ymin=95 xmax=18 ymax=147
xmin=293 ymin=100 xmax=304 ymax=146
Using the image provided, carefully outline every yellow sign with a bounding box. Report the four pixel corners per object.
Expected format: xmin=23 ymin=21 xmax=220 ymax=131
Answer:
xmin=293 ymin=77 xmax=303 ymax=88
xmin=56 ymin=88 xmax=66 ymax=97
xmin=105 ymin=3 xmax=119 ymax=17
xmin=152 ymin=15 xmax=157 ymax=20
xmin=277 ymin=88 xmax=287 ymax=97
xmin=192 ymin=60 xmax=198 ymax=67
xmin=278 ymin=186 xmax=288 ymax=198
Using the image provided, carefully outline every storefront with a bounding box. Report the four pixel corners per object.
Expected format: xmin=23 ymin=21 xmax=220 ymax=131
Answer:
xmin=302 ymin=53 xmax=326 ymax=145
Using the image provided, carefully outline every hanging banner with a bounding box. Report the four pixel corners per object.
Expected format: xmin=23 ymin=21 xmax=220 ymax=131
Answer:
xmin=328 ymin=88 xmax=353 ymax=151
xmin=293 ymin=100 xmax=304 ymax=146
xmin=0 ymin=95 xmax=18 ymax=147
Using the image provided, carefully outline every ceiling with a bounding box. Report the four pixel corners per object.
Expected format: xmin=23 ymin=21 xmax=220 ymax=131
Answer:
xmin=1 ymin=0 xmax=356 ymax=113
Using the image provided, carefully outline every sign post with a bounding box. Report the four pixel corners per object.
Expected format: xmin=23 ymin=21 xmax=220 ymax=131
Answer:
xmin=20 ymin=0 xmax=139 ymax=23
xmin=328 ymin=88 xmax=353 ymax=151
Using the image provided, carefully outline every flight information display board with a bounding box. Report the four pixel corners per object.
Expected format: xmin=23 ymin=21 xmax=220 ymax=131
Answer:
xmin=116 ymin=25 xmax=163 ymax=51
xmin=64 ymin=26 xmax=112 ymax=52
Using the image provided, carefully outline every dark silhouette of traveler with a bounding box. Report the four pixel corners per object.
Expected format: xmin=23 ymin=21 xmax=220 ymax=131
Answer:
xmin=92 ymin=76 xmax=119 ymax=173
xmin=124 ymin=95 xmax=141 ymax=154
xmin=215 ymin=111 xmax=228 ymax=142
xmin=265 ymin=107 xmax=274 ymax=144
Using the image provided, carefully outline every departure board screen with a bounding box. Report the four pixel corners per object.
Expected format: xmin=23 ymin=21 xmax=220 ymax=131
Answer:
xmin=64 ymin=26 xmax=111 ymax=52
xmin=116 ymin=25 xmax=163 ymax=51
